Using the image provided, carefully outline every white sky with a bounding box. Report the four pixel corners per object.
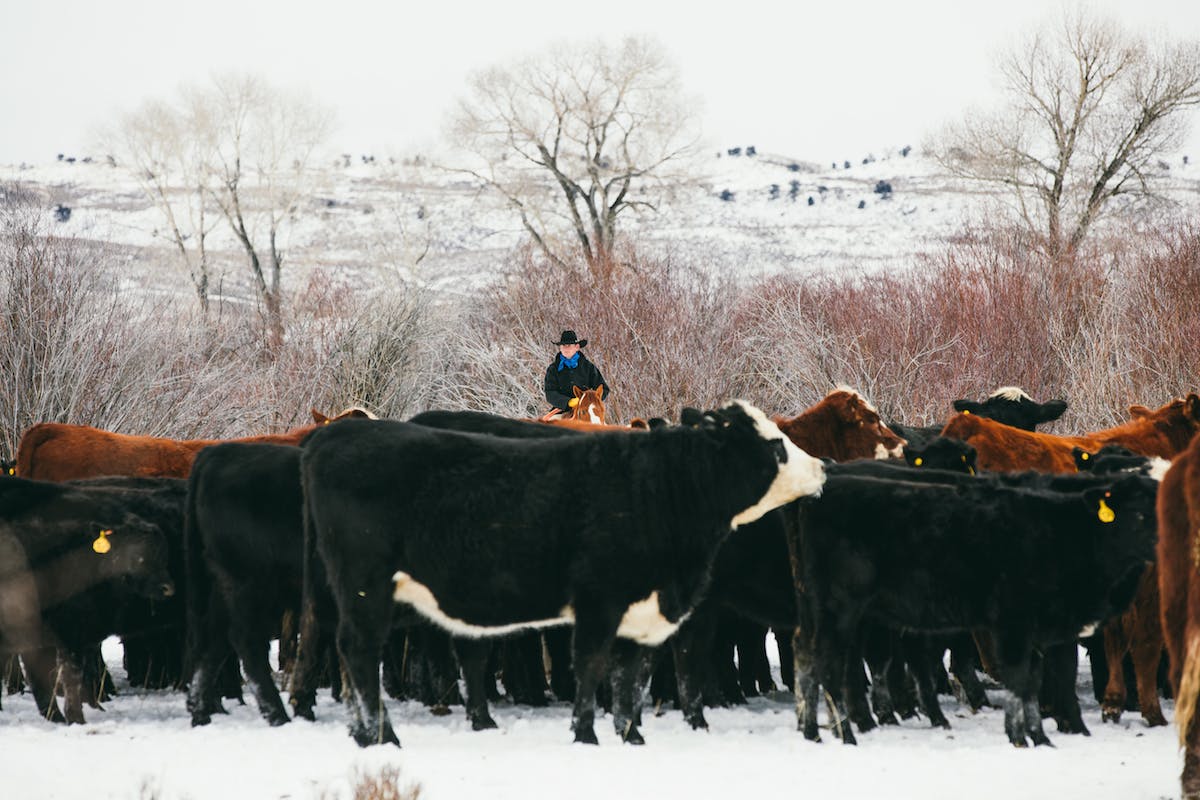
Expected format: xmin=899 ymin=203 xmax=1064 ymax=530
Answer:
xmin=3 ymin=0 xmax=1199 ymax=165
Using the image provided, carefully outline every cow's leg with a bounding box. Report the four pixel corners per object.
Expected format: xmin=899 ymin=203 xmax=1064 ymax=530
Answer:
xmin=23 ymin=647 xmax=65 ymax=723
xmin=863 ymin=632 xmax=899 ymax=726
xmin=544 ymin=628 xmax=575 ymax=702
xmin=501 ymin=631 xmax=549 ymax=706
xmin=775 ymin=627 xmax=794 ymax=692
xmin=610 ymin=639 xmax=648 ymax=744
xmin=187 ymin=594 xmax=233 ymax=726
xmin=1041 ymin=643 xmax=1088 ymax=735
xmin=902 ymin=635 xmax=950 ymax=729
xmin=3 ymin=653 xmax=25 ymax=695
xmin=451 ymin=637 xmax=498 ymax=731
xmin=58 ymin=650 xmax=87 ymax=725
xmin=290 ymin=584 xmax=334 ymax=721
xmin=226 ymin=602 xmax=289 ymax=727
xmin=1101 ymin=615 xmax=1131 ymax=722
xmin=671 ymin=614 xmax=710 ymax=730
xmin=735 ymin=621 xmax=775 ymax=696
xmin=278 ymin=608 xmax=299 ymax=677
xmin=997 ymin=632 xmax=1049 ymax=747
xmin=792 ymin=629 xmax=821 ymax=742
xmin=570 ymin=608 xmax=620 ymax=745
xmin=336 ymin=603 xmax=398 ymax=748
xmin=812 ymin=619 xmax=856 ymax=745
xmin=844 ymin=639 xmax=877 ymax=733
xmin=1120 ymin=566 xmax=1167 ymax=727
xmin=949 ymin=633 xmax=991 ymax=712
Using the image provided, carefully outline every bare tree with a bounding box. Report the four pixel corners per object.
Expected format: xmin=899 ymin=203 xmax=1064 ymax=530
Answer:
xmin=201 ymin=74 xmax=333 ymax=347
xmin=448 ymin=36 xmax=700 ymax=275
xmin=107 ymin=98 xmax=219 ymax=315
xmin=933 ymin=9 xmax=1200 ymax=256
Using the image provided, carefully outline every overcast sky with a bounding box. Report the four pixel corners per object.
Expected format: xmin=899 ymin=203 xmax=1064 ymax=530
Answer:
xmin=3 ymin=0 xmax=1199 ymax=165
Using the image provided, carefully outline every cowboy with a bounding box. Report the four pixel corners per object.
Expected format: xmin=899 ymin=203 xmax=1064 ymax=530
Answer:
xmin=543 ymin=330 xmax=610 ymax=418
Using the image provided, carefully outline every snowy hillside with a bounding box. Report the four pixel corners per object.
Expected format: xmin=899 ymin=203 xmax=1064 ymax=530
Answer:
xmin=5 ymin=146 xmax=1199 ymax=304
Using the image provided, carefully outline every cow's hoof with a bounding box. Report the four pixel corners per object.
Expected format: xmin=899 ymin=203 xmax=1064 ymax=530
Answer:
xmin=65 ymin=711 xmax=86 ymax=726
xmin=191 ymin=713 xmax=211 ymax=727
xmin=1010 ymin=737 xmax=1028 ymax=748
xmin=852 ymin=714 xmax=877 ymax=733
xmin=1144 ymin=711 xmax=1168 ymax=727
xmin=931 ymin=715 xmax=951 ymax=730
xmin=265 ymin=711 xmax=290 ymax=727
xmin=1033 ymin=735 xmax=1054 ymax=747
xmin=876 ymin=712 xmax=900 ymax=726
xmin=573 ymin=727 xmax=599 ymax=745
xmin=471 ymin=715 xmax=498 ymax=731
xmin=1101 ymin=702 xmax=1122 ymax=723
xmin=351 ymin=725 xmax=399 ymax=748
xmin=622 ymin=728 xmax=645 ymax=745
xmin=685 ymin=713 xmax=709 ymax=731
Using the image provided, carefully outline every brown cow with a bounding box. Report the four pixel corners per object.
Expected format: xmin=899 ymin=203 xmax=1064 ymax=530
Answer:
xmin=773 ymin=386 xmax=905 ymax=461
xmin=1158 ymin=430 xmax=1200 ymax=799
xmin=15 ymin=408 xmax=374 ymax=481
xmin=942 ymin=393 xmax=1200 ymax=727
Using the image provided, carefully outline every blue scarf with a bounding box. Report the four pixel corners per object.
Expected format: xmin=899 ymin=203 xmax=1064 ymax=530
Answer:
xmin=557 ymin=352 xmax=581 ymax=371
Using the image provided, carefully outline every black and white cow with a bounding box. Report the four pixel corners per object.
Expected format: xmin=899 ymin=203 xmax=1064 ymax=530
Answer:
xmin=0 ymin=476 xmax=174 ymax=723
xmin=299 ymin=402 xmax=825 ymax=747
xmin=785 ymin=469 xmax=1157 ymax=747
xmin=890 ymin=387 xmax=1068 ymax=449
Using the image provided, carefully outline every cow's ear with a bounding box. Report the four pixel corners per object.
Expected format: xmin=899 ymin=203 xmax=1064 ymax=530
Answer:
xmin=1036 ymin=399 xmax=1068 ymax=423
xmin=1128 ymin=404 xmax=1152 ymax=419
xmin=311 ymin=408 xmax=329 ymax=424
xmin=1186 ymin=393 xmax=1200 ymax=422
xmin=952 ymin=399 xmax=982 ymax=415
xmin=573 ymin=386 xmax=584 ymax=398
xmin=680 ymin=408 xmax=704 ymax=427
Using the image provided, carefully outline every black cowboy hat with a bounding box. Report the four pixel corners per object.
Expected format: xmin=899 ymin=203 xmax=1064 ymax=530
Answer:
xmin=553 ymin=330 xmax=588 ymax=347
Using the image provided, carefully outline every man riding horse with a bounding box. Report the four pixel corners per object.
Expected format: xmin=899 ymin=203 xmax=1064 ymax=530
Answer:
xmin=542 ymin=330 xmax=610 ymax=420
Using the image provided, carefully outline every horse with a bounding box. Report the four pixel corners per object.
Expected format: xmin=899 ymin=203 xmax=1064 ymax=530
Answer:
xmin=539 ymin=386 xmax=607 ymax=426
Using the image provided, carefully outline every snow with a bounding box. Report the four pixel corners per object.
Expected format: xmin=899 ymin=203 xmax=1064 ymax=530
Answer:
xmin=0 ymin=637 xmax=1181 ymax=800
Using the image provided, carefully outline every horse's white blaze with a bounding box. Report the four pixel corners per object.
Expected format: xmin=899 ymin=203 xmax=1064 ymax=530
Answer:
xmin=392 ymin=571 xmax=571 ymax=638
xmin=587 ymin=405 xmax=601 ymax=424
xmin=731 ymin=401 xmax=826 ymax=528
xmin=616 ymin=591 xmax=683 ymax=645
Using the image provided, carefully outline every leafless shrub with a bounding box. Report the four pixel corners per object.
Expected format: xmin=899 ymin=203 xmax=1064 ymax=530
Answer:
xmin=440 ymin=245 xmax=743 ymax=422
xmin=318 ymin=765 xmax=421 ymax=800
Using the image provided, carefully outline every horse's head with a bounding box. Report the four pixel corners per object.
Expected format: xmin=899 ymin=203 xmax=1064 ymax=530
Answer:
xmin=571 ymin=386 xmax=606 ymax=425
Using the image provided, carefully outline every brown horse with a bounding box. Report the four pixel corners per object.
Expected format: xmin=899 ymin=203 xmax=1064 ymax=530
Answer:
xmin=539 ymin=386 xmax=607 ymax=426
xmin=15 ymin=407 xmax=375 ymax=481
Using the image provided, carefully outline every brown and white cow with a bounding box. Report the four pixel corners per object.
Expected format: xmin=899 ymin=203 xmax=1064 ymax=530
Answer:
xmin=773 ymin=386 xmax=905 ymax=461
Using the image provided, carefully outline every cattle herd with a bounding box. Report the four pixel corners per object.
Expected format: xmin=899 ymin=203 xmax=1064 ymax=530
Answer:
xmin=2 ymin=388 xmax=1200 ymax=796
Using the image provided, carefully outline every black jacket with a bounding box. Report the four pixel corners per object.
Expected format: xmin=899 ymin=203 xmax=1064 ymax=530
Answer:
xmin=543 ymin=353 xmax=609 ymax=410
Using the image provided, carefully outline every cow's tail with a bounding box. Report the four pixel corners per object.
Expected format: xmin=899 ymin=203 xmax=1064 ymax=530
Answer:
xmin=14 ymin=422 xmax=57 ymax=478
xmin=182 ymin=455 xmax=211 ymax=679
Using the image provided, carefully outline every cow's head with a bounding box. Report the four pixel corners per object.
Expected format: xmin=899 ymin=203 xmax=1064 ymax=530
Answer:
xmin=1127 ymin=393 xmax=1200 ymax=454
xmin=903 ymin=436 xmax=977 ymax=475
xmin=691 ymin=401 xmax=825 ymax=528
xmin=776 ymin=386 xmax=905 ymax=461
xmin=90 ymin=514 xmax=175 ymax=600
xmin=1082 ymin=474 xmax=1159 ymax=614
xmin=952 ymin=387 xmax=1068 ymax=431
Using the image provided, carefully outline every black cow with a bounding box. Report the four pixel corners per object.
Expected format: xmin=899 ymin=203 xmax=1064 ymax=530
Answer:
xmin=785 ymin=470 xmax=1156 ymax=747
xmin=0 ymin=476 xmax=174 ymax=723
xmin=185 ymin=442 xmax=311 ymax=727
xmin=902 ymin=436 xmax=977 ymax=474
xmin=890 ymin=387 xmax=1068 ymax=448
xmin=299 ymin=402 xmax=825 ymax=747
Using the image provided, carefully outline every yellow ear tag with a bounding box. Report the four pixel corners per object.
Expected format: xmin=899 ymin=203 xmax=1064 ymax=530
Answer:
xmin=962 ymin=409 xmax=970 ymax=415
xmin=1081 ymin=452 xmax=1090 ymax=461
xmin=1097 ymin=500 xmax=1115 ymax=524
xmin=913 ymin=457 xmax=923 ymax=467
xmin=568 ymin=397 xmax=579 ymax=408
xmin=92 ymin=529 xmax=112 ymax=554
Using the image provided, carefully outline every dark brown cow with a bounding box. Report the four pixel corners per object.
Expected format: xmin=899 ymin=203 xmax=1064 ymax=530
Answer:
xmin=943 ymin=393 xmax=1200 ymax=727
xmin=15 ymin=408 xmax=373 ymax=481
xmin=1158 ymin=431 xmax=1200 ymax=799
xmin=773 ymin=386 xmax=905 ymax=461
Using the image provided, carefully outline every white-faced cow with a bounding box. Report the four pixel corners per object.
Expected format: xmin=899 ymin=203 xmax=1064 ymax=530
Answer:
xmin=300 ymin=402 xmax=825 ymax=747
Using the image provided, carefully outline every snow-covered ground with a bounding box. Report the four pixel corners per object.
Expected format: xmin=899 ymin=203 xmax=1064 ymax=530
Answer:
xmin=0 ymin=637 xmax=1182 ymax=800
xmin=5 ymin=146 xmax=1199 ymax=303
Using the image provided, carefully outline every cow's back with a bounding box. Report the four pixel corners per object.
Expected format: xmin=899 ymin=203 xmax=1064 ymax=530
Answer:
xmin=17 ymin=423 xmax=205 ymax=481
xmin=939 ymin=414 xmax=1098 ymax=472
